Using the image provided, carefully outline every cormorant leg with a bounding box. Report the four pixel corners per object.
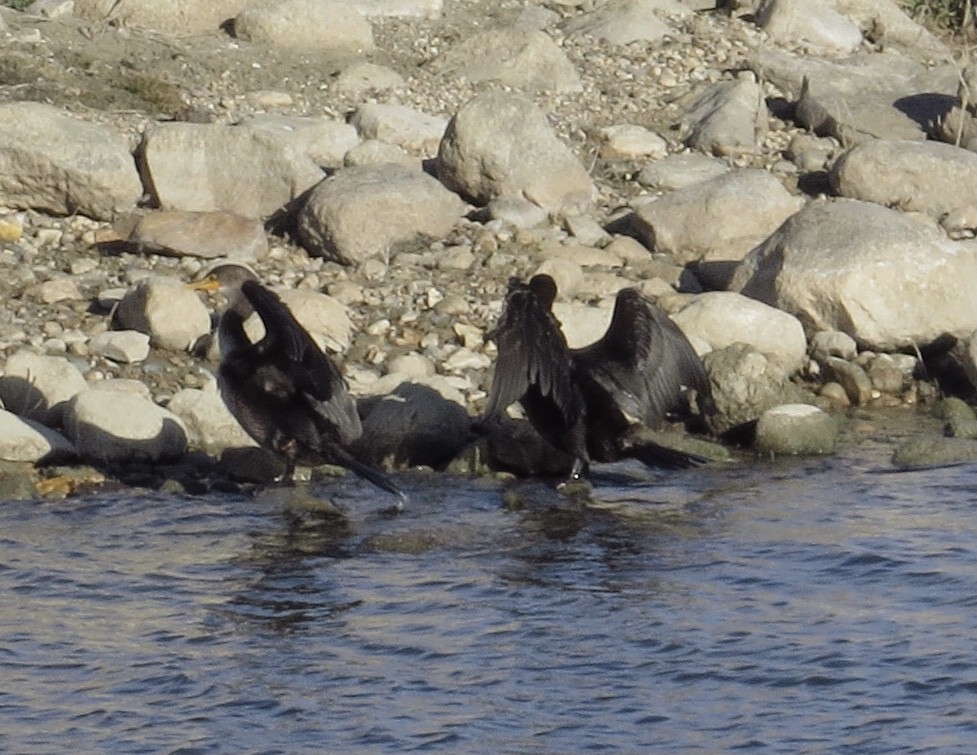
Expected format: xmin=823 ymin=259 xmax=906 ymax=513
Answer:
xmin=569 ymin=457 xmax=587 ymax=481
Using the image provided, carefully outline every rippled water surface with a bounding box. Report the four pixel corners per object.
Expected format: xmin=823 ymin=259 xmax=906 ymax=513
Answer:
xmin=2 ymin=434 xmax=975 ymax=754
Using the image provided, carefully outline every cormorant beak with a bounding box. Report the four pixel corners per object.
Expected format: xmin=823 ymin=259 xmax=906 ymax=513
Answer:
xmin=187 ymin=276 xmax=221 ymax=293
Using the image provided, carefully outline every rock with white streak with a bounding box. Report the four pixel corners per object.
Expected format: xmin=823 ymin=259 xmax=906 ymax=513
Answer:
xmin=0 ymin=409 xmax=78 ymax=463
xmin=233 ymin=0 xmax=375 ymax=54
xmin=0 ymin=351 xmax=88 ymax=426
xmin=672 ymin=291 xmax=808 ymax=374
xmin=0 ymin=102 xmax=142 ymax=221
xmin=297 ymin=163 xmax=465 ymax=264
xmin=829 ymin=139 xmax=977 ymax=221
xmin=437 ymin=90 xmax=595 ymax=214
xmin=730 ymin=199 xmax=977 ymax=351
xmin=631 ymin=169 xmax=804 ymax=264
xmin=63 ymin=388 xmax=188 ymax=464
xmin=114 ymin=277 xmax=212 ymax=351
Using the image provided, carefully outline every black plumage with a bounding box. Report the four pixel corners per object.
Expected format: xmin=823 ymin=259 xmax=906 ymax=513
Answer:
xmin=195 ymin=265 xmax=406 ymax=509
xmin=482 ymin=274 xmax=713 ymax=480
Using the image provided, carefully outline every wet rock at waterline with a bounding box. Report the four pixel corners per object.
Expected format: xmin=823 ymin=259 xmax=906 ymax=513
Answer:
xmin=755 ymin=404 xmax=838 ymax=456
xmin=62 ymin=388 xmax=188 ymax=465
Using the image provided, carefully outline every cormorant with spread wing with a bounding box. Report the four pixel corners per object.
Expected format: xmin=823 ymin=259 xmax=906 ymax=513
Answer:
xmin=192 ymin=264 xmax=406 ymax=510
xmin=481 ymin=274 xmax=713 ymax=481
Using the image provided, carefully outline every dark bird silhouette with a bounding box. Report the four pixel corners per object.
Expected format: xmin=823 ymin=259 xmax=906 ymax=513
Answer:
xmin=481 ymin=274 xmax=713 ymax=481
xmin=192 ymin=264 xmax=406 ymax=510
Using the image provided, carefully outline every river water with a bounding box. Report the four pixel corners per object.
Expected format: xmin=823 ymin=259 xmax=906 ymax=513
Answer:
xmin=1 ymin=425 xmax=974 ymax=754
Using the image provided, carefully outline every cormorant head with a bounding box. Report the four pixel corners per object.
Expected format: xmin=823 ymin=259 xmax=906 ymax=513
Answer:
xmin=528 ymin=274 xmax=558 ymax=310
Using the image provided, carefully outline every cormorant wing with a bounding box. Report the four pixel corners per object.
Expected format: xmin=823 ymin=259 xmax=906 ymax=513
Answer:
xmin=576 ymin=288 xmax=709 ymax=425
xmin=484 ymin=281 xmax=578 ymax=422
xmin=241 ymin=280 xmax=345 ymax=404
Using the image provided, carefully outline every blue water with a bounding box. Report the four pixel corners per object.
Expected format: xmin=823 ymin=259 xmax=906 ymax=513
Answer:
xmin=1 ymin=428 xmax=974 ymax=754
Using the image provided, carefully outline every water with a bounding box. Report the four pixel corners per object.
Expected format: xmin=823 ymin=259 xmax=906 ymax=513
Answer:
xmin=1 ymin=433 xmax=974 ymax=754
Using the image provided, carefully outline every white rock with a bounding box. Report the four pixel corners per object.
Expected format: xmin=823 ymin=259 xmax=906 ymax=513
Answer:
xmin=0 ymin=102 xmax=142 ymax=221
xmin=297 ymin=163 xmax=465 ymax=264
xmin=114 ymin=277 xmax=212 ymax=351
xmin=731 ymin=198 xmax=977 ymax=351
xmin=632 ymin=169 xmax=804 ymax=264
xmin=438 ymin=90 xmax=594 ymax=214
xmin=167 ymin=387 xmax=257 ymax=455
xmin=344 ymin=139 xmax=416 ymax=168
xmin=0 ymin=409 xmax=77 ymax=463
xmin=233 ymin=0 xmax=374 ymax=54
xmin=0 ymin=351 xmax=88 ymax=426
xmin=672 ymin=291 xmax=808 ymax=374
xmin=350 ymin=103 xmax=448 ymax=157
xmin=88 ymin=330 xmax=152 ymax=363
xmin=63 ymin=388 xmax=188 ymax=463
xmin=274 ymin=289 xmax=354 ymax=352
xmin=552 ymin=301 xmax=616 ymax=349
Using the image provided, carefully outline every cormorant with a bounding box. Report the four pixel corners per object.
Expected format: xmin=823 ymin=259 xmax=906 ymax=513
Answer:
xmin=192 ymin=264 xmax=406 ymax=510
xmin=481 ymin=274 xmax=713 ymax=481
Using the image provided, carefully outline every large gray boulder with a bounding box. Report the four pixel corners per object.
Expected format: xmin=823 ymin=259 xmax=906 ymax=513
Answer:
xmin=830 ymin=139 xmax=977 ymax=221
xmin=730 ymin=199 xmax=977 ymax=351
xmin=631 ymin=169 xmax=804 ymax=264
xmin=139 ymin=122 xmax=325 ymax=218
xmin=437 ymin=91 xmax=595 ymax=214
xmin=297 ymin=163 xmax=465 ymax=264
xmin=0 ymin=102 xmax=142 ymax=221
xmin=233 ymin=0 xmax=375 ymax=54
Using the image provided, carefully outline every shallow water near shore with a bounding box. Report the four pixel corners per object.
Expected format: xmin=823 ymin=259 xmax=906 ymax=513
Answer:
xmin=1 ymin=427 xmax=975 ymax=754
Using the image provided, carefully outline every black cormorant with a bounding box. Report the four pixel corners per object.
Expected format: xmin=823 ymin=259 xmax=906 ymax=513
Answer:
xmin=481 ymin=274 xmax=713 ymax=480
xmin=192 ymin=264 xmax=406 ymax=510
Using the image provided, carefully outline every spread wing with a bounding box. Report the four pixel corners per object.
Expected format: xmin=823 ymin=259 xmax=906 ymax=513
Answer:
xmin=242 ymin=280 xmax=361 ymax=443
xmin=575 ymin=288 xmax=710 ymax=426
xmin=483 ymin=281 xmax=578 ymax=423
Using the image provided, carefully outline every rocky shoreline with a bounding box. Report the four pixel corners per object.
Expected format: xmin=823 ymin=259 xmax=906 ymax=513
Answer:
xmin=1 ymin=0 xmax=976 ymax=499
